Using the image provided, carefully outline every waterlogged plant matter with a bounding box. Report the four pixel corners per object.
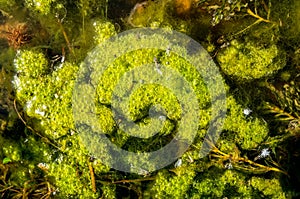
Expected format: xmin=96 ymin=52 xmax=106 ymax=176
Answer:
xmin=10 ymin=15 xmax=120 ymax=196
xmin=196 ymin=0 xmax=249 ymax=26
xmin=12 ymin=25 xmax=288 ymax=197
xmin=0 ymin=21 xmax=32 ymax=49
xmin=93 ymin=19 xmax=116 ymax=44
xmin=0 ymin=48 xmax=16 ymax=133
xmin=127 ymin=0 xmax=195 ymax=33
xmin=263 ymin=79 xmax=300 ymax=131
xmin=25 ymin=0 xmax=59 ymax=15
xmin=0 ymin=129 xmax=56 ymax=198
xmin=1 ymin=0 xmax=300 ymax=198
xmin=149 ymin=154 xmax=288 ymax=198
xmin=217 ymin=24 xmax=286 ymax=81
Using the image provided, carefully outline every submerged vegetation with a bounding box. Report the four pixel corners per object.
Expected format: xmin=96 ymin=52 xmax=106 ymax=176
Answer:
xmin=0 ymin=0 xmax=299 ymax=198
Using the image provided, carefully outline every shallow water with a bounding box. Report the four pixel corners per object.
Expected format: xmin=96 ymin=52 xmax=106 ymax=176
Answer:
xmin=0 ymin=0 xmax=300 ymax=198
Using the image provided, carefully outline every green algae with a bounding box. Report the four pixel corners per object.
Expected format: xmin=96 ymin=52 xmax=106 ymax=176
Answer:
xmin=0 ymin=0 xmax=300 ymax=198
xmin=217 ymin=27 xmax=286 ymax=81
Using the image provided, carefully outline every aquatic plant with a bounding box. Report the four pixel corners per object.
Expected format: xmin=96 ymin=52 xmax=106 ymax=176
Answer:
xmin=11 ymin=25 xmax=288 ymax=197
xmin=150 ymin=166 xmax=289 ymax=198
xmin=0 ymin=0 xmax=17 ymax=14
xmin=24 ymin=0 xmax=60 ymax=15
xmin=126 ymin=0 xmax=194 ymax=33
xmin=216 ymin=24 xmax=286 ymax=81
xmin=0 ymin=49 xmax=16 ymax=133
xmin=196 ymin=0 xmax=249 ymax=26
xmin=0 ymin=0 xmax=299 ymax=198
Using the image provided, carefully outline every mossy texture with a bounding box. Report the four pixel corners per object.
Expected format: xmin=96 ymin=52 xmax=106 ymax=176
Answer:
xmin=217 ymin=26 xmax=286 ymax=80
xmin=0 ymin=0 xmax=299 ymax=198
xmin=25 ymin=0 xmax=58 ymax=15
xmin=12 ymin=28 xmax=275 ymax=197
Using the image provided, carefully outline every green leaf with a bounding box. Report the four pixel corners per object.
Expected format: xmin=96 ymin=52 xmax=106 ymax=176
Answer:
xmin=3 ymin=157 xmax=12 ymax=164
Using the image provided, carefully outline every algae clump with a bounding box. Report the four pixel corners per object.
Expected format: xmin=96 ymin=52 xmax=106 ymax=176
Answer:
xmin=1 ymin=0 xmax=299 ymax=198
xmin=217 ymin=25 xmax=286 ymax=81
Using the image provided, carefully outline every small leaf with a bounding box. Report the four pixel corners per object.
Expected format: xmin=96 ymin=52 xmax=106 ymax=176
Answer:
xmin=3 ymin=157 xmax=12 ymax=164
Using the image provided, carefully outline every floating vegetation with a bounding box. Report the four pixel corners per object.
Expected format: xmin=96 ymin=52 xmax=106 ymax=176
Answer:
xmin=0 ymin=0 xmax=299 ymax=198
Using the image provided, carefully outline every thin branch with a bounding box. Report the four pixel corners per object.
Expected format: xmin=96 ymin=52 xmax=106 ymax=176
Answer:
xmin=210 ymin=142 xmax=288 ymax=176
xmin=232 ymin=19 xmax=262 ymax=36
xmin=112 ymin=177 xmax=155 ymax=184
xmin=247 ymin=8 xmax=270 ymax=23
xmin=88 ymin=160 xmax=97 ymax=193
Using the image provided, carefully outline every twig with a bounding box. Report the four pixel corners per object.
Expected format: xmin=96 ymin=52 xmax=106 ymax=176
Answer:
xmin=0 ymin=185 xmax=14 ymax=193
xmin=88 ymin=160 xmax=97 ymax=193
xmin=210 ymin=146 xmax=288 ymax=175
xmin=57 ymin=20 xmax=74 ymax=55
xmin=232 ymin=19 xmax=262 ymax=36
xmin=112 ymin=177 xmax=155 ymax=184
xmin=14 ymin=99 xmax=34 ymax=132
xmin=247 ymin=8 xmax=270 ymax=23
xmin=261 ymin=0 xmax=271 ymax=20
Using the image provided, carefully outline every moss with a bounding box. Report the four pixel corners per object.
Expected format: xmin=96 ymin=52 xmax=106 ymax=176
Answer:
xmin=217 ymin=25 xmax=286 ymax=81
xmin=0 ymin=0 xmax=17 ymax=14
xmin=92 ymin=19 xmax=117 ymax=45
xmin=250 ymin=177 xmax=287 ymax=199
xmin=0 ymin=130 xmax=55 ymax=186
xmin=190 ymin=168 xmax=288 ymax=198
xmin=149 ymin=166 xmax=289 ymax=198
xmin=48 ymin=159 xmax=100 ymax=198
xmin=222 ymin=95 xmax=268 ymax=150
xmin=14 ymin=50 xmax=49 ymax=77
xmin=4 ymin=1 xmax=300 ymax=197
xmin=1 ymin=136 xmax=22 ymax=162
xmin=24 ymin=0 xmax=58 ymax=15
xmin=150 ymin=167 xmax=196 ymax=198
xmin=12 ymin=23 xmax=282 ymax=196
xmin=13 ymin=49 xmax=78 ymax=138
xmin=11 ymin=19 xmax=119 ymax=197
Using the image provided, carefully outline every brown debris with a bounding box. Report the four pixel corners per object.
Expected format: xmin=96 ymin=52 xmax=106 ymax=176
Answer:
xmin=175 ymin=0 xmax=192 ymax=15
xmin=0 ymin=21 xmax=32 ymax=49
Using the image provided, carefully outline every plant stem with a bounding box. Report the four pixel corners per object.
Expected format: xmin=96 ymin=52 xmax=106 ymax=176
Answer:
xmin=247 ymin=8 xmax=270 ymax=23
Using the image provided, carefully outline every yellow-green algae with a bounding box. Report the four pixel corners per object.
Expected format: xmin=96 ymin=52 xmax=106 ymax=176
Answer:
xmin=217 ymin=25 xmax=286 ymax=81
xmin=0 ymin=0 xmax=299 ymax=198
xmin=11 ymin=28 xmax=275 ymax=197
